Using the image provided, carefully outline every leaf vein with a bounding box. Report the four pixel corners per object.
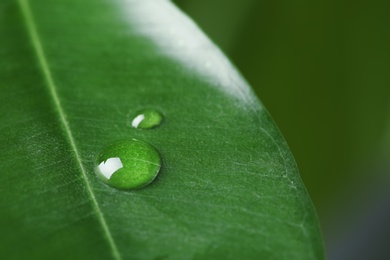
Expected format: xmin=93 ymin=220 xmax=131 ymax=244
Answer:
xmin=17 ymin=1 xmax=121 ymax=259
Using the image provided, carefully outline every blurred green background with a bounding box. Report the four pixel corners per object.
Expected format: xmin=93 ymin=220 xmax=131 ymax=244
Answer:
xmin=174 ymin=0 xmax=390 ymax=259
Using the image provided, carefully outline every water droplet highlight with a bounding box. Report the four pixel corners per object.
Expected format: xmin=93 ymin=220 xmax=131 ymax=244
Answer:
xmin=95 ymin=139 xmax=161 ymax=190
xmin=131 ymin=109 xmax=163 ymax=129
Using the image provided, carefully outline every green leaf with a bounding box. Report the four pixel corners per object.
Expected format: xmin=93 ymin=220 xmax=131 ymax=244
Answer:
xmin=0 ymin=0 xmax=324 ymax=259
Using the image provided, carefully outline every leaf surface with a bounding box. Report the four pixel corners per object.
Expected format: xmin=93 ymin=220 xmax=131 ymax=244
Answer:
xmin=0 ymin=0 xmax=324 ymax=259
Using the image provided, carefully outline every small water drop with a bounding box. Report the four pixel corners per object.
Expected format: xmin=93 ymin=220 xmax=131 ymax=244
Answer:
xmin=95 ymin=139 xmax=161 ymax=190
xmin=131 ymin=109 xmax=163 ymax=129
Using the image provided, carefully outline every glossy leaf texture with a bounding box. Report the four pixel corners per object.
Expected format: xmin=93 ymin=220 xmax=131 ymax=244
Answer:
xmin=0 ymin=0 xmax=324 ymax=259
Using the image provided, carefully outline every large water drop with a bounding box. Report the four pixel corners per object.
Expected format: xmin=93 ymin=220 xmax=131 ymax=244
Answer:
xmin=95 ymin=139 xmax=161 ymax=190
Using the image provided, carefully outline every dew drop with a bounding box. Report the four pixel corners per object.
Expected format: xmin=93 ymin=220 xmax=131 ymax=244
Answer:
xmin=95 ymin=139 xmax=161 ymax=190
xmin=131 ymin=109 xmax=163 ymax=129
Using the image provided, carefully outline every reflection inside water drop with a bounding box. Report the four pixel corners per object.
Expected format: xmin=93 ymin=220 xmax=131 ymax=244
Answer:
xmin=98 ymin=157 xmax=123 ymax=179
xmin=132 ymin=114 xmax=145 ymax=128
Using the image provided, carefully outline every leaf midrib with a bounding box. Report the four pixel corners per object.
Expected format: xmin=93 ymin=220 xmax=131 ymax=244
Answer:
xmin=17 ymin=0 xmax=121 ymax=259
